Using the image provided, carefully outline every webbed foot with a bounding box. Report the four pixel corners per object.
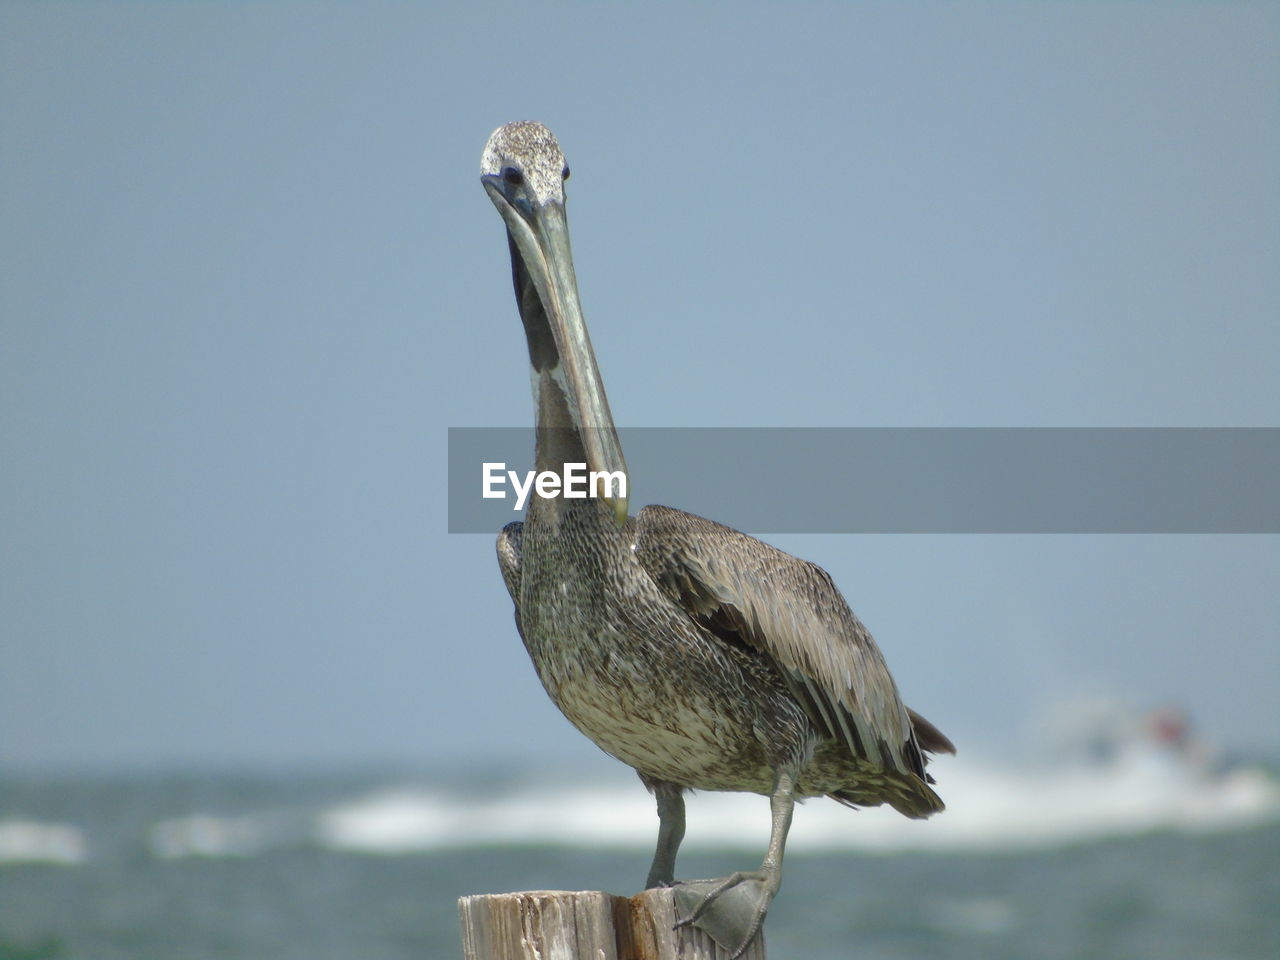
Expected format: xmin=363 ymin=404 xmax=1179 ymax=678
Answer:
xmin=673 ymin=871 xmax=776 ymax=958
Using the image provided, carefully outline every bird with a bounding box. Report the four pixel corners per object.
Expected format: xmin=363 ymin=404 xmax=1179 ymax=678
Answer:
xmin=480 ymin=120 xmax=954 ymax=958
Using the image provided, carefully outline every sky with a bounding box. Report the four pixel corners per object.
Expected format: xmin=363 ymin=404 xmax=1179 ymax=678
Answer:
xmin=2 ymin=2 xmax=1277 ymax=774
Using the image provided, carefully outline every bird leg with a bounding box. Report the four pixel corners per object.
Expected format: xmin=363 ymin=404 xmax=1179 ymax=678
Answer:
xmin=674 ymin=771 xmax=795 ymax=958
xmin=644 ymin=780 xmax=686 ymax=888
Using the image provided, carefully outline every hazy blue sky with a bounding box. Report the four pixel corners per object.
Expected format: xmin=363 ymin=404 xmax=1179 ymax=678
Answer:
xmin=2 ymin=2 xmax=1276 ymax=773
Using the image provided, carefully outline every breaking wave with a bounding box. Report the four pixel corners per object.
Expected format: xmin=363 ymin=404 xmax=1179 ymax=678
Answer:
xmin=0 ymin=819 xmax=87 ymax=865
xmin=313 ymin=754 xmax=1280 ymax=856
xmin=6 ymin=739 xmax=1276 ymax=865
xmin=143 ymin=750 xmax=1279 ymax=860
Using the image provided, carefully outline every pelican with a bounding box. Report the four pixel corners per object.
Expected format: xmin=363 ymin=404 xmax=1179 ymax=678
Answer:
xmin=481 ymin=121 xmax=953 ymax=957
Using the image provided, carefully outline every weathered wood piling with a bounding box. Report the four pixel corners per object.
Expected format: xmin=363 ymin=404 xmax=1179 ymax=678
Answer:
xmin=458 ymin=888 xmax=765 ymax=960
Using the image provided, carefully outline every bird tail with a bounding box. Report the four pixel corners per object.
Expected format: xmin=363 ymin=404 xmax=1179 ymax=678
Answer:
xmin=829 ymin=771 xmax=945 ymax=819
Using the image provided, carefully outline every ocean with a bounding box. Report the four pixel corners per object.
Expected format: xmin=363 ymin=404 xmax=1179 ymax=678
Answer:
xmin=2 ymin=753 xmax=1277 ymax=960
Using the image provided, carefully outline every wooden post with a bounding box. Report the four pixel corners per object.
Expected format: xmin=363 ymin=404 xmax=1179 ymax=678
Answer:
xmin=458 ymin=888 xmax=765 ymax=960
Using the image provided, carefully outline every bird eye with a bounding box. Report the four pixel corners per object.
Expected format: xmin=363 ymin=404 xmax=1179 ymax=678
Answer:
xmin=562 ymin=166 xmax=570 ymax=181
xmin=503 ymin=167 xmax=524 ymax=186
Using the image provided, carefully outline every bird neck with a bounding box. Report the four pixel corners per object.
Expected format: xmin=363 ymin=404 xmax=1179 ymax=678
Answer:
xmin=532 ymin=369 xmax=595 ymax=474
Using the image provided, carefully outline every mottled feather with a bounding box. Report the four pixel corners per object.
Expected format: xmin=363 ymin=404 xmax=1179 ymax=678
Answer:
xmin=631 ymin=505 xmax=951 ymax=813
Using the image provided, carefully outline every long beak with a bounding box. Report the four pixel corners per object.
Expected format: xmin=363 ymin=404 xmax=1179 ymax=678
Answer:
xmin=483 ymin=178 xmax=629 ymax=524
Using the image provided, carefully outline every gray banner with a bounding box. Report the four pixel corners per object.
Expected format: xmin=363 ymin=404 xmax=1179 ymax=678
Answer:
xmin=447 ymin=428 xmax=1279 ymax=534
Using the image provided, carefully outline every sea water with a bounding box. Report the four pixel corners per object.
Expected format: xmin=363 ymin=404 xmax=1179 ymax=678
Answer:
xmin=2 ymin=755 xmax=1277 ymax=960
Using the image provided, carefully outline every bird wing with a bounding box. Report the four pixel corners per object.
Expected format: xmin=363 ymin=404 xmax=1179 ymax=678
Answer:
xmin=496 ymin=520 xmax=524 ymax=605
xmin=632 ymin=504 xmax=950 ymax=781
xmin=496 ymin=521 xmax=528 ymax=647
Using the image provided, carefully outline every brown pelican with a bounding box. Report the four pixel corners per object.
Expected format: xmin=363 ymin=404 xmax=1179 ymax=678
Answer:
xmin=481 ymin=121 xmax=953 ymax=957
